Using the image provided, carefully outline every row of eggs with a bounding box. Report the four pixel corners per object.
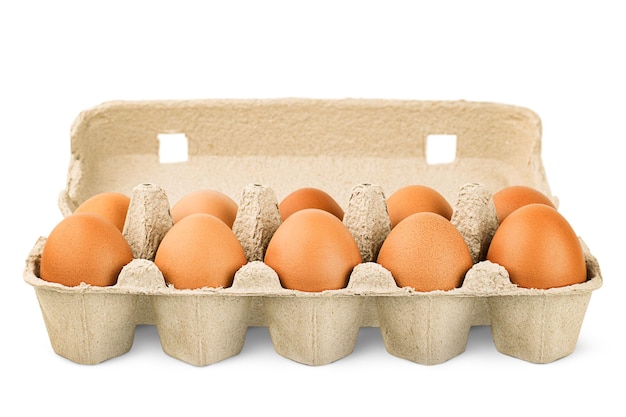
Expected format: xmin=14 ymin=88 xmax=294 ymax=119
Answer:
xmin=38 ymin=184 xmax=588 ymax=292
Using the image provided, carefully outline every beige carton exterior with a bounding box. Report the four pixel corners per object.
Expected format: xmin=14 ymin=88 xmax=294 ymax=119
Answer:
xmin=23 ymin=99 xmax=602 ymax=366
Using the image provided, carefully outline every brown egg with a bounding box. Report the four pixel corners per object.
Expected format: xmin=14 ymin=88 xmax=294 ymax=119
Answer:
xmin=74 ymin=192 xmax=131 ymax=232
xmin=486 ymin=204 xmax=586 ymax=289
xmin=386 ymin=185 xmax=453 ymax=228
xmin=377 ymin=212 xmax=473 ymax=292
xmin=264 ymin=208 xmax=362 ymax=292
xmin=278 ymin=187 xmax=344 ymax=221
xmin=39 ymin=213 xmax=134 ymax=287
xmin=170 ymin=189 xmax=238 ymax=227
xmin=154 ymin=213 xmax=247 ymax=289
xmin=492 ymin=185 xmax=555 ymax=224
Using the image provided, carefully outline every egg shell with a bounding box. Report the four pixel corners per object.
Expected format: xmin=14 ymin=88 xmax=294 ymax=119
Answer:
xmin=278 ymin=187 xmax=344 ymax=221
xmin=39 ymin=213 xmax=134 ymax=287
xmin=74 ymin=192 xmax=131 ymax=232
xmin=386 ymin=185 xmax=453 ymax=228
xmin=264 ymin=208 xmax=362 ymax=292
xmin=170 ymin=189 xmax=238 ymax=227
xmin=492 ymin=185 xmax=555 ymax=224
xmin=486 ymin=204 xmax=587 ymax=289
xmin=154 ymin=213 xmax=247 ymax=289
xmin=377 ymin=212 xmax=474 ymax=292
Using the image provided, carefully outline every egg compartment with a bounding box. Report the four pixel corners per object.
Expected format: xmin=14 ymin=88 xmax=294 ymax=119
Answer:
xmin=24 ymin=99 xmax=602 ymax=366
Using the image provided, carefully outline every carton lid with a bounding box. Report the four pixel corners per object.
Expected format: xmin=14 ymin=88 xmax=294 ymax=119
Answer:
xmin=59 ymin=98 xmax=550 ymax=215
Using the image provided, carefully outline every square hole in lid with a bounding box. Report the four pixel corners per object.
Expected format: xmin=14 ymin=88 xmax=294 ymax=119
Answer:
xmin=426 ymin=134 xmax=457 ymax=164
xmin=158 ymin=133 xmax=188 ymax=163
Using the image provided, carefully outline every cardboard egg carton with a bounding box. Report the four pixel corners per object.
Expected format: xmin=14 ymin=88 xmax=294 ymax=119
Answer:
xmin=23 ymin=99 xmax=602 ymax=366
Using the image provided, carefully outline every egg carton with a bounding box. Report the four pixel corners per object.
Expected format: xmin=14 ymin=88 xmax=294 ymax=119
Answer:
xmin=23 ymin=99 xmax=602 ymax=366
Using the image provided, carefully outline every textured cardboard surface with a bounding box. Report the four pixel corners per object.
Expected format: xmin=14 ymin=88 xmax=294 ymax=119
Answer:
xmin=57 ymin=99 xmax=552 ymax=214
xmin=24 ymin=99 xmax=602 ymax=366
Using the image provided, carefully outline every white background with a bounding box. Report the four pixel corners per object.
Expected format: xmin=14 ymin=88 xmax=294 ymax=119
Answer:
xmin=2 ymin=1 xmax=623 ymax=415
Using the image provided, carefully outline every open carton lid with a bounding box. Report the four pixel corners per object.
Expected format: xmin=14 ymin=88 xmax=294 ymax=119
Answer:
xmin=59 ymin=98 xmax=553 ymax=215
